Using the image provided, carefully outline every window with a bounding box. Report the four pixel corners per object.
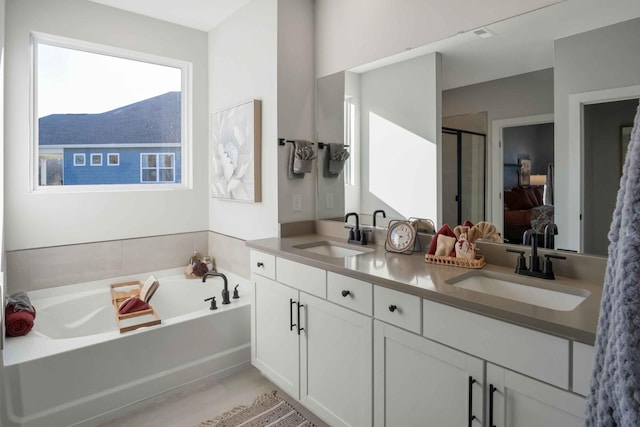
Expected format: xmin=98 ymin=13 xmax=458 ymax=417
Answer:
xmin=90 ymin=153 xmax=102 ymax=166
xmin=344 ymin=96 xmax=356 ymax=186
xmin=107 ymin=153 xmax=120 ymax=166
xmin=33 ymin=33 xmax=190 ymax=190
xmin=141 ymin=153 xmax=175 ymax=183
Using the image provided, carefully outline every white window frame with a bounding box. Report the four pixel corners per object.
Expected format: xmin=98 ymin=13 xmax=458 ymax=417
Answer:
xmin=73 ymin=153 xmax=86 ymax=166
xmin=31 ymin=32 xmax=192 ymax=193
xmin=140 ymin=153 xmax=176 ymax=183
xmin=107 ymin=153 xmax=120 ymax=166
xmin=90 ymin=153 xmax=102 ymax=166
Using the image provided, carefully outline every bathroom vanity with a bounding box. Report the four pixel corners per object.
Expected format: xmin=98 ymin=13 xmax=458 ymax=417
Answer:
xmin=247 ymin=234 xmax=600 ymax=427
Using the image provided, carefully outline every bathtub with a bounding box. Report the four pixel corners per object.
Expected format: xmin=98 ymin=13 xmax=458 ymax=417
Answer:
xmin=1 ymin=268 xmax=251 ymax=427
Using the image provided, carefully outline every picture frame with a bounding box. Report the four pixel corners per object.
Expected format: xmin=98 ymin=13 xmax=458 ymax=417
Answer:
xmin=621 ymin=125 xmax=633 ymax=175
xmin=210 ymin=99 xmax=262 ymax=202
xmin=518 ymin=158 xmax=531 ymax=187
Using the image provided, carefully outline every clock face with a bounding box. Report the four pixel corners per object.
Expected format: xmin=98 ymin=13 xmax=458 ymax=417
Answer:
xmin=387 ymin=221 xmax=416 ymax=252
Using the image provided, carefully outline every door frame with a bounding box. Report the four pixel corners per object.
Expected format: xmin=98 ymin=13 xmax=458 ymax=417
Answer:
xmin=491 ymin=114 xmax=554 ymax=235
xmin=567 ymin=85 xmax=640 ymax=252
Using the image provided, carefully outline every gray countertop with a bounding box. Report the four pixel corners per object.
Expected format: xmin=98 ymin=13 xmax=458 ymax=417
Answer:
xmin=247 ymin=234 xmax=602 ymax=345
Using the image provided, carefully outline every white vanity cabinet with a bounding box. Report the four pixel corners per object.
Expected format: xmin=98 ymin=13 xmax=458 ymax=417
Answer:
xmin=374 ymin=321 xmax=484 ymax=427
xmin=250 ymin=251 xmax=372 ymax=427
xmin=486 ymin=363 xmax=586 ymax=427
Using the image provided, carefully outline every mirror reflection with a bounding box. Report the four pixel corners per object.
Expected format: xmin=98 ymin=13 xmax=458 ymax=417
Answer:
xmin=315 ymin=0 xmax=640 ymax=256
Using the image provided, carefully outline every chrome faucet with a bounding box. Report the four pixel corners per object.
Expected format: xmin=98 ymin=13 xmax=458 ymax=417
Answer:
xmin=202 ymin=272 xmax=230 ymax=305
xmin=544 ymin=223 xmax=558 ymax=249
xmin=345 ymin=212 xmax=367 ymax=245
xmin=373 ymin=209 xmax=386 ymax=227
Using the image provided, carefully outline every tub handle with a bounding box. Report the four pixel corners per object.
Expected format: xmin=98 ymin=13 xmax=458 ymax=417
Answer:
xmin=290 ymin=298 xmax=296 ymax=331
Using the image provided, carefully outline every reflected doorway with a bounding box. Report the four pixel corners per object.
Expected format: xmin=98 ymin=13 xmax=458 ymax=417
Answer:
xmin=442 ymin=127 xmax=487 ymax=226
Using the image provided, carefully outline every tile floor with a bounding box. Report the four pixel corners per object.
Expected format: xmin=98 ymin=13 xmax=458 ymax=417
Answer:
xmin=98 ymin=366 xmax=329 ymax=427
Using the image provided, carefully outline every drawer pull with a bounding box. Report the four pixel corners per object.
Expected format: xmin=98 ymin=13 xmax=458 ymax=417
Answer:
xmin=468 ymin=376 xmax=477 ymax=426
xmin=297 ymin=303 xmax=305 ymax=335
xmin=289 ymin=299 xmax=296 ymax=331
xmin=388 ymin=304 xmax=398 ymax=312
xmin=256 ymin=262 xmax=264 ymax=268
xmin=489 ymin=384 xmax=496 ymax=427
xmin=341 ymin=290 xmax=351 ymax=297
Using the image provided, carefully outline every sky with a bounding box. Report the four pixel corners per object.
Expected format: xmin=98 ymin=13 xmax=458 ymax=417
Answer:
xmin=37 ymin=43 xmax=182 ymax=118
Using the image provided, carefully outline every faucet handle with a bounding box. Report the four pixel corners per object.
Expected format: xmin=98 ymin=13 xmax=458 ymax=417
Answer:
xmin=542 ymin=254 xmax=566 ymax=279
xmin=506 ymin=248 xmax=528 ymax=273
xmin=204 ymin=296 xmax=217 ymax=310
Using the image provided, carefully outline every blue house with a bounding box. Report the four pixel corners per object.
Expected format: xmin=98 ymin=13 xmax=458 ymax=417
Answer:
xmin=38 ymin=91 xmax=182 ymax=185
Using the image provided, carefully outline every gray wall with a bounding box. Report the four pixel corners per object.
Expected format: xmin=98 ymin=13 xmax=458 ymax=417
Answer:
xmin=554 ymin=17 xmax=640 ymax=251
xmin=583 ymin=98 xmax=638 ymax=256
xmin=316 ymin=71 xmax=346 ymax=219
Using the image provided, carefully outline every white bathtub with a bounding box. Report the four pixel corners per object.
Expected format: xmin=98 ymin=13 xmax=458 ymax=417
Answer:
xmin=1 ymin=268 xmax=251 ymax=427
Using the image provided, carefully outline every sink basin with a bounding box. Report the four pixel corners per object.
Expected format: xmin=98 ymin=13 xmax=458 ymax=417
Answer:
xmin=447 ymin=272 xmax=590 ymax=311
xmin=293 ymin=241 xmax=374 ymax=258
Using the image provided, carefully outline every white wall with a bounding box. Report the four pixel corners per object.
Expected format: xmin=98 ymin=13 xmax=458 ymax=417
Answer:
xmin=314 ymin=0 xmax=561 ymax=78
xmin=4 ymin=0 xmax=209 ymax=251
xmin=208 ymin=0 xmax=279 ymax=240
xmin=358 ymin=53 xmax=442 ymax=224
xmin=554 ymin=18 xmax=640 ymax=251
xmin=277 ymin=0 xmax=316 ymax=225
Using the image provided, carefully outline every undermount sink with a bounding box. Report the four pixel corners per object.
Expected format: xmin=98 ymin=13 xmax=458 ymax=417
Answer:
xmin=293 ymin=241 xmax=374 ymax=258
xmin=447 ymin=272 xmax=590 ymax=311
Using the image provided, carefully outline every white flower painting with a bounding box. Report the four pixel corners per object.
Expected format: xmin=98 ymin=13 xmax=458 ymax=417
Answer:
xmin=211 ymin=100 xmax=262 ymax=202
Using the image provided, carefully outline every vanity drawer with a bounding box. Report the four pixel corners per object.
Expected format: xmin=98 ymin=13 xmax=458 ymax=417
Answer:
xmin=327 ymin=272 xmax=372 ymax=316
xmin=572 ymin=342 xmax=594 ymax=396
xmin=277 ymin=257 xmax=326 ymax=298
xmin=374 ymin=285 xmax=421 ymax=334
xmin=423 ymin=299 xmax=570 ymax=389
xmin=250 ymin=250 xmax=276 ymax=279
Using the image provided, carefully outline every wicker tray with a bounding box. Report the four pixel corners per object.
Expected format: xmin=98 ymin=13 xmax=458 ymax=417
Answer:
xmin=425 ymin=254 xmax=486 ymax=269
xmin=110 ymin=281 xmax=161 ymax=333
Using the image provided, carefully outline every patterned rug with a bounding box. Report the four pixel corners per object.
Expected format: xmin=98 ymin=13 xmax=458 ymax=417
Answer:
xmin=197 ymin=390 xmax=315 ymax=427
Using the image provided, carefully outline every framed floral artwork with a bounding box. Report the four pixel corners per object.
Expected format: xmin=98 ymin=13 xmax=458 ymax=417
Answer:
xmin=210 ymin=100 xmax=262 ymax=202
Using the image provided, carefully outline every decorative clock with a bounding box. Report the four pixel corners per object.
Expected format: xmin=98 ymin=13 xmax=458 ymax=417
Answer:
xmin=385 ymin=219 xmax=419 ymax=254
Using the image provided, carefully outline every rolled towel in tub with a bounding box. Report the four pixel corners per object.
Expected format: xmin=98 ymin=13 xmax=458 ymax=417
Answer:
xmin=5 ymin=303 xmax=36 ymax=337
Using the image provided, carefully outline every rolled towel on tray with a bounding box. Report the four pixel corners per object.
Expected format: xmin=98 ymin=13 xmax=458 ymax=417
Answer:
xmin=118 ymin=296 xmax=151 ymax=314
xmin=5 ymin=292 xmax=36 ymax=337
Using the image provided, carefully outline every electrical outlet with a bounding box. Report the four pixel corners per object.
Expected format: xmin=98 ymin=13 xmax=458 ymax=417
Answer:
xmin=293 ymin=194 xmax=302 ymax=211
xmin=326 ymin=193 xmax=334 ymax=209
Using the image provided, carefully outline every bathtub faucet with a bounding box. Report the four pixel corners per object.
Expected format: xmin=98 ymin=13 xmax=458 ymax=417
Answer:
xmin=202 ymin=272 xmax=230 ymax=305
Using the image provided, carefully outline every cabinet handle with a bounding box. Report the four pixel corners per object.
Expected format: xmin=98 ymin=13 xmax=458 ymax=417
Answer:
xmin=297 ymin=302 xmax=305 ymax=335
xmin=489 ymin=384 xmax=496 ymax=427
xmin=388 ymin=304 xmax=398 ymax=312
xmin=289 ymin=298 xmax=296 ymax=331
xmin=468 ymin=376 xmax=477 ymax=426
xmin=341 ymin=290 xmax=351 ymax=297
xmin=257 ymin=262 xmax=264 ymax=268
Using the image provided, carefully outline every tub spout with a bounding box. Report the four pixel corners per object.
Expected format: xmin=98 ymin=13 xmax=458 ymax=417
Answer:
xmin=202 ymin=272 xmax=230 ymax=305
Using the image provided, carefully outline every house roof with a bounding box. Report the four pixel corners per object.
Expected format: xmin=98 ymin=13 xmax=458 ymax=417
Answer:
xmin=39 ymin=91 xmax=181 ymax=146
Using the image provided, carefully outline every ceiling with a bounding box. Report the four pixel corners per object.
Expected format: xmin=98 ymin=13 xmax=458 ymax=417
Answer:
xmin=90 ymin=0 xmax=640 ymax=90
xmin=88 ymin=0 xmax=250 ymax=32
xmin=350 ymin=0 xmax=640 ymax=90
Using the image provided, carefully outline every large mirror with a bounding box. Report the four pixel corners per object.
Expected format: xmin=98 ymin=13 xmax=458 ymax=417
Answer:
xmin=315 ymin=0 xmax=640 ymax=257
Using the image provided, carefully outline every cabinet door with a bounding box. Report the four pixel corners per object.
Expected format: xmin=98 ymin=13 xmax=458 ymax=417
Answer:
xmin=486 ymin=363 xmax=585 ymax=427
xmin=374 ymin=321 xmax=484 ymax=427
xmin=252 ymin=275 xmax=300 ymax=398
xmin=300 ymin=293 xmax=372 ymax=427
